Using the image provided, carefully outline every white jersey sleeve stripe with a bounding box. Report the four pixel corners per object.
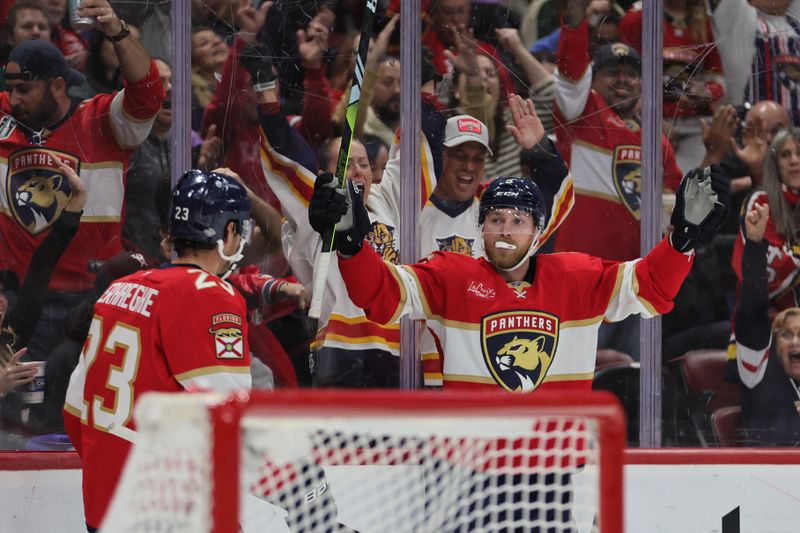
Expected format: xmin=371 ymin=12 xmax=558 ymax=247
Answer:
xmin=554 ymin=66 xmax=592 ymax=121
xmin=604 ymin=260 xmax=659 ymax=321
xmin=178 ymin=370 xmax=252 ymax=393
xmin=109 ymin=91 xmax=158 ymax=149
xmin=736 ymin=340 xmax=771 ymax=389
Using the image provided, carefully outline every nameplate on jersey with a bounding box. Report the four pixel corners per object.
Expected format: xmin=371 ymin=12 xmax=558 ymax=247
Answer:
xmin=612 ymin=145 xmax=641 ymax=220
xmin=367 ymin=221 xmax=399 ymax=263
xmin=436 ymin=234 xmax=475 ymax=256
xmin=7 ymin=148 xmax=80 ymax=235
xmin=481 ymin=310 xmax=559 ymax=393
xmin=0 ymin=115 xmax=16 ymax=140
xmin=210 ymin=313 xmax=244 ymax=359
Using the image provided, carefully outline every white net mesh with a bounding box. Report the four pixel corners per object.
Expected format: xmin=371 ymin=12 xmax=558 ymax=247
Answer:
xmin=101 ymin=393 xmax=220 ymax=533
xmin=103 ymin=392 xmax=615 ymax=533
xmin=242 ymin=415 xmax=600 ymax=533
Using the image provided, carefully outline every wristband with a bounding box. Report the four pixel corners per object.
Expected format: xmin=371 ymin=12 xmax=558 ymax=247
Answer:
xmin=253 ymin=81 xmax=277 ymax=93
xmin=105 ymin=19 xmax=131 ymax=43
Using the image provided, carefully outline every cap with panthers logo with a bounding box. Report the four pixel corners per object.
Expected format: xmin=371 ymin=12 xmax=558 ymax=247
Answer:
xmin=592 ymin=42 xmax=641 ymax=73
xmin=443 ymin=115 xmax=493 ymax=155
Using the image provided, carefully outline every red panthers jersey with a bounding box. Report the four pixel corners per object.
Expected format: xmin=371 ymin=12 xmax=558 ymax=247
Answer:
xmin=0 ymin=61 xmax=163 ymax=291
xmin=63 ymin=265 xmax=251 ymax=528
xmin=552 ymin=20 xmax=682 ymax=261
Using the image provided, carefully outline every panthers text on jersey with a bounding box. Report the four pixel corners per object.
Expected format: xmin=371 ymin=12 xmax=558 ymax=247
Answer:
xmin=339 ymin=238 xmax=692 ymax=391
xmin=0 ymin=60 xmax=163 ymax=291
xmin=63 ymin=265 xmax=251 ymax=528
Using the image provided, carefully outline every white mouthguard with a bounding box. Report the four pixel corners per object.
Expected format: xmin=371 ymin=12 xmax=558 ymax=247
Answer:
xmin=495 ymin=241 xmax=517 ymax=250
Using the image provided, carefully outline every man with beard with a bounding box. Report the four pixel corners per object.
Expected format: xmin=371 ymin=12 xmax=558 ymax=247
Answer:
xmin=310 ymin=160 xmax=729 ymax=394
xmin=551 ymin=0 xmax=685 ymax=360
xmin=0 ymin=0 xmax=163 ymax=364
xmin=363 ymin=56 xmax=401 ymax=146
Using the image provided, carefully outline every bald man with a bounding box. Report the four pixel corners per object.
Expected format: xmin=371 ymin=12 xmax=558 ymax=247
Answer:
xmin=718 ymin=100 xmax=791 ymax=233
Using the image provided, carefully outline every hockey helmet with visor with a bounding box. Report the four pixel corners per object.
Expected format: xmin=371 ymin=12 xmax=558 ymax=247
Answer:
xmin=169 ymin=170 xmax=253 ymax=273
xmin=479 ymin=176 xmax=546 ymax=232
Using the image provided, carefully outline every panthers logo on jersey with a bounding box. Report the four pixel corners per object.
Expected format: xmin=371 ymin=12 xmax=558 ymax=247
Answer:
xmin=7 ymin=148 xmax=80 ymax=235
xmin=436 ymin=235 xmax=475 ymax=256
xmin=481 ymin=310 xmax=559 ymax=393
xmin=367 ymin=221 xmax=399 ymax=263
xmin=612 ymin=145 xmax=642 ymax=220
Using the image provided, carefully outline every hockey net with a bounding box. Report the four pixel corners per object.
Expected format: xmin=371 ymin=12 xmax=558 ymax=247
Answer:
xmin=102 ymin=390 xmax=625 ymax=533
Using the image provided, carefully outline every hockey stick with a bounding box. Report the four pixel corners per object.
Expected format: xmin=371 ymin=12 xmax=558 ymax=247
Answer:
xmin=308 ymin=0 xmax=377 ymax=319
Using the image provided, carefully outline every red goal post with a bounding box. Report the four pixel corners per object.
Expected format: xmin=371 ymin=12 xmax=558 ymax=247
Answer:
xmin=103 ymin=390 xmax=625 ymax=533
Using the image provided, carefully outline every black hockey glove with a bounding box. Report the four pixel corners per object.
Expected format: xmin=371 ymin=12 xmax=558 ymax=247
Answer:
xmin=669 ymin=165 xmax=730 ymax=252
xmin=309 ymin=172 xmax=347 ymax=234
xmin=308 ymin=173 xmax=371 ymax=255
xmin=333 ymin=178 xmax=372 ymax=256
xmin=239 ymin=42 xmax=277 ymax=91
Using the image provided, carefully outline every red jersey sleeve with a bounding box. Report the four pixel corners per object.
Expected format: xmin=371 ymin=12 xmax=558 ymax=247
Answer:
xmin=159 ymin=270 xmax=251 ymax=392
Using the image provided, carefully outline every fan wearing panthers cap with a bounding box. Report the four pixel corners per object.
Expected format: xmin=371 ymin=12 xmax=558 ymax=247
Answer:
xmin=310 ymin=163 xmax=730 ymax=393
xmin=63 ymin=169 xmax=253 ymax=532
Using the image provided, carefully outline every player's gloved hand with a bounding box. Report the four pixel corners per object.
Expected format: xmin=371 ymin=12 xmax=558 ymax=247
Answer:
xmin=309 ymin=172 xmax=347 ymax=234
xmin=239 ymin=42 xmax=277 ymax=91
xmin=669 ymin=164 xmax=730 ymax=252
xmin=333 ymin=178 xmax=372 ymax=256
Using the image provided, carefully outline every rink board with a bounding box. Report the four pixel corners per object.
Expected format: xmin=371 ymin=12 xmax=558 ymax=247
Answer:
xmin=1 ymin=449 xmax=799 ymax=532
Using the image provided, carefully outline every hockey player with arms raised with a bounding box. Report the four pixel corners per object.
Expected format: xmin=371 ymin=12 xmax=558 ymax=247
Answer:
xmin=310 ymin=164 xmax=731 ymax=394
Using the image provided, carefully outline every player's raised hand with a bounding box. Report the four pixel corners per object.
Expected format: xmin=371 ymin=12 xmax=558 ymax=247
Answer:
xmin=744 ymin=202 xmax=769 ymax=243
xmin=309 ymin=172 xmax=347 ymax=235
xmin=507 ymin=94 xmax=545 ymax=150
xmin=669 ymin=165 xmax=731 ymax=252
xmin=59 ymin=160 xmax=87 ymax=213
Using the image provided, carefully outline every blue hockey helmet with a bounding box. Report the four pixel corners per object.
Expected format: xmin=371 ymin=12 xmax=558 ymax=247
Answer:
xmin=169 ymin=169 xmax=252 ymax=245
xmin=478 ymin=176 xmax=546 ymax=229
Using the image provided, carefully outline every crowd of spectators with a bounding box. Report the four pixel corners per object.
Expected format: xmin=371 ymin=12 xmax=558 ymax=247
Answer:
xmin=0 ymin=0 xmax=798 ymax=450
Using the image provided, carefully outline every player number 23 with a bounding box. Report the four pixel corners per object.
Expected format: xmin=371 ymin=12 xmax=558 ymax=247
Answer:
xmin=81 ymin=317 xmax=142 ymax=433
xmin=174 ymin=206 xmax=189 ymax=221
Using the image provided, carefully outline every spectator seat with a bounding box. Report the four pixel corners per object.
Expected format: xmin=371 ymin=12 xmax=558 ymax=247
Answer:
xmin=595 ymin=348 xmax=634 ymax=372
xmin=676 ymin=349 xmax=741 ymax=446
xmin=710 ymin=405 xmax=744 ymax=447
